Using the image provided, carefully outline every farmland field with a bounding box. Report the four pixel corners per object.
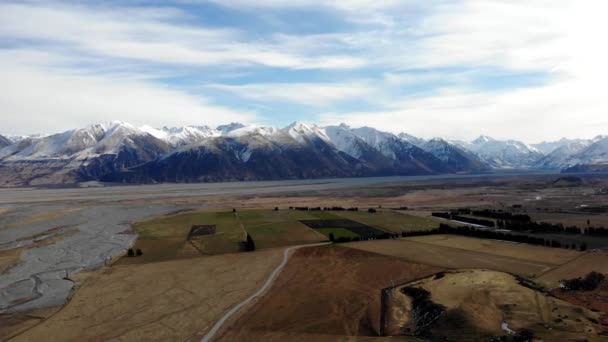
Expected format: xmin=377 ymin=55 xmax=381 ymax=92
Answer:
xmin=385 ymin=269 xmax=604 ymax=340
xmin=219 ymin=245 xmax=440 ymax=340
xmin=315 ymin=227 xmax=359 ymax=239
xmin=334 ymin=210 xmax=439 ymax=233
xmin=345 ymin=237 xmax=561 ymax=277
xmin=236 ymin=210 xmax=325 ymax=249
xmin=16 ymin=249 xmax=284 ymax=341
xmin=120 ymin=210 xmax=245 ymax=264
xmin=405 ymin=234 xmax=581 ymax=265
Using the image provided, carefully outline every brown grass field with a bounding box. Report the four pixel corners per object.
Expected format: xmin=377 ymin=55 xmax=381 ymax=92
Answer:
xmin=344 ymin=236 xmax=572 ymax=278
xmin=536 ymin=251 xmax=608 ymax=287
xmin=387 ymin=270 xmax=605 ymax=341
xmin=218 ymin=245 xmax=441 ymax=341
xmin=405 ymin=235 xmax=581 ymax=266
xmin=14 ymin=249 xmax=283 ymax=341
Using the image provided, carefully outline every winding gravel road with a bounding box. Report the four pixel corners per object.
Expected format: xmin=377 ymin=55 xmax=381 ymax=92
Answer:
xmin=201 ymin=242 xmax=330 ymax=342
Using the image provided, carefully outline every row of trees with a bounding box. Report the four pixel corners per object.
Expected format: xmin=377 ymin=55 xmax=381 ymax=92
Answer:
xmin=127 ymin=248 xmax=143 ymax=257
xmin=329 ymin=231 xmax=402 ymax=244
xmin=289 ymin=206 xmax=372 ymax=212
xmin=470 ymin=209 xmax=531 ymax=223
xmin=431 ymin=212 xmax=495 ymax=227
xmin=434 ymin=209 xmax=608 ymax=236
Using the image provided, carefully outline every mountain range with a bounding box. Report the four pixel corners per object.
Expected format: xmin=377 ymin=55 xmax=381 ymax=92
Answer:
xmin=0 ymin=121 xmax=606 ymax=187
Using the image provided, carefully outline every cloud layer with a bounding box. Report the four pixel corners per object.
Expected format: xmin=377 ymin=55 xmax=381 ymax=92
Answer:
xmin=1 ymin=0 xmax=606 ymax=142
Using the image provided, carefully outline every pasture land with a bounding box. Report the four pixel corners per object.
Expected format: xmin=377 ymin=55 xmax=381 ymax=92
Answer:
xmin=387 ymin=269 xmax=604 ymax=340
xmin=17 ymin=249 xmax=283 ymax=341
xmin=235 ymin=210 xmax=326 ymax=249
xmin=345 ymin=237 xmax=559 ymax=277
xmin=219 ymin=245 xmax=441 ymax=340
xmin=123 ymin=208 xmax=446 ymax=264
xmin=121 ymin=210 xmax=244 ymax=263
xmin=405 ymin=234 xmax=581 ymax=266
xmin=536 ymin=251 xmax=608 ymax=287
xmin=315 ymin=227 xmax=359 ymax=239
xmin=334 ymin=210 xmax=439 ymax=233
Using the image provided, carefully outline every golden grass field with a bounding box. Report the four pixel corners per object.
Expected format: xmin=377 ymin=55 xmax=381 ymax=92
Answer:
xmin=344 ymin=235 xmax=580 ymax=279
xmin=219 ymin=245 xmax=441 ymax=341
xmin=389 ymin=269 xmax=605 ymax=341
xmin=13 ymin=249 xmax=283 ymax=342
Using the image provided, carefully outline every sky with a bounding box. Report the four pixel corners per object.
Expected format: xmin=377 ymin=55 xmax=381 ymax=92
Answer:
xmin=1 ymin=0 xmax=607 ymax=143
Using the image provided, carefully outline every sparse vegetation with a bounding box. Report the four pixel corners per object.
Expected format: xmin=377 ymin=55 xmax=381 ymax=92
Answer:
xmin=561 ymin=272 xmax=605 ymax=291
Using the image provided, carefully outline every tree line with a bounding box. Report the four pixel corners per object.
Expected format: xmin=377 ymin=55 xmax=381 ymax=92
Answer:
xmin=330 ymin=224 xmax=588 ymax=251
xmin=432 ymin=209 xmax=608 ymax=236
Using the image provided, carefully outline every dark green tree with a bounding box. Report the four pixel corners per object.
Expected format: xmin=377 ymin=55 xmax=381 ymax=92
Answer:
xmin=245 ymin=234 xmax=256 ymax=251
xmin=328 ymin=233 xmax=335 ymax=242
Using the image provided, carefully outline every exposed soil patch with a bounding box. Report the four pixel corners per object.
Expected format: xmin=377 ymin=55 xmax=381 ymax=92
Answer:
xmin=187 ymin=224 xmax=216 ymax=239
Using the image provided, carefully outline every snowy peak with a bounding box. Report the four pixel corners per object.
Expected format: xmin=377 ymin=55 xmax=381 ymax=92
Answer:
xmin=532 ymin=138 xmax=585 ymax=154
xmin=472 ymin=135 xmax=495 ymax=145
xmin=0 ymin=135 xmax=11 ymax=148
xmin=398 ymin=132 xmax=425 ymax=146
xmin=322 ymin=125 xmax=370 ymax=159
xmin=217 ymin=122 xmax=245 ymax=135
xmin=466 ymin=136 xmax=543 ymax=168
xmin=226 ymin=125 xmax=277 ymax=138
xmin=282 ymin=122 xmax=330 ymax=144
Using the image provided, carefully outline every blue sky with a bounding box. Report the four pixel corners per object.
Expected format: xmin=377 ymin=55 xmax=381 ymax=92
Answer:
xmin=1 ymin=0 xmax=607 ymax=142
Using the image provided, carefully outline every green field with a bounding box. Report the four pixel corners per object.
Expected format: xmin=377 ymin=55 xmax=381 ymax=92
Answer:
xmin=333 ymin=210 xmax=439 ymax=233
xmin=123 ymin=208 xmax=439 ymax=264
xmin=315 ymin=228 xmax=360 ymax=239
xmin=124 ymin=210 xmax=244 ymax=263
xmin=236 ymin=210 xmax=326 ymax=249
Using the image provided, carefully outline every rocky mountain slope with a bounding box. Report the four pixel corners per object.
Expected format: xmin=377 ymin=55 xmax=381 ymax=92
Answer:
xmin=1 ymin=122 xmax=607 ymax=186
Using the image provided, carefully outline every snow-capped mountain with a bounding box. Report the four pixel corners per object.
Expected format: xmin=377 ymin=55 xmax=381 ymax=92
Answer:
xmin=217 ymin=122 xmax=246 ymax=135
xmin=1 ymin=121 xmax=607 ymax=186
xmin=398 ymin=132 xmax=425 ymax=147
xmin=108 ymin=122 xmax=363 ymax=183
xmin=0 ymin=135 xmax=11 ymax=148
xmin=532 ymin=138 xmax=587 ymax=154
xmin=0 ymin=122 xmax=170 ymax=186
xmin=420 ymin=138 xmax=491 ymax=173
xmin=560 ymin=136 xmax=608 ymax=168
xmin=327 ymin=125 xmax=448 ymax=174
xmin=141 ymin=125 xmax=219 ymax=146
xmin=465 ymin=136 xmax=543 ymax=168
xmin=533 ymin=140 xmax=592 ymax=169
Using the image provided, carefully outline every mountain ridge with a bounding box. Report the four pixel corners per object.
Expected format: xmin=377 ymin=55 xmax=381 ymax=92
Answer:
xmin=1 ymin=121 xmax=606 ymax=186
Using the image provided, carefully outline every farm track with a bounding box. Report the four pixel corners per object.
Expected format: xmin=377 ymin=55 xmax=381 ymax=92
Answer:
xmin=200 ymin=242 xmax=330 ymax=342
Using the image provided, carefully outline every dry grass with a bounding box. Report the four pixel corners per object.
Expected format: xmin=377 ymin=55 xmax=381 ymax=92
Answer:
xmin=345 ymin=237 xmax=557 ymax=277
xmin=16 ymin=249 xmax=283 ymax=341
xmin=405 ymin=235 xmax=581 ymax=266
xmin=536 ymin=251 xmax=608 ymax=287
xmin=391 ymin=270 xmax=604 ymax=340
xmin=219 ymin=245 xmax=441 ymax=340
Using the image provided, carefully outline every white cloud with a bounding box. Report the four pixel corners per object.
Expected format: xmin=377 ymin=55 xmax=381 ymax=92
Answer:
xmin=0 ymin=56 xmax=256 ymax=135
xmin=0 ymin=2 xmax=365 ymax=70
xmin=2 ymin=0 xmax=608 ymax=142
xmin=320 ymin=76 xmax=608 ymax=143
xmin=208 ymin=82 xmax=375 ymax=106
